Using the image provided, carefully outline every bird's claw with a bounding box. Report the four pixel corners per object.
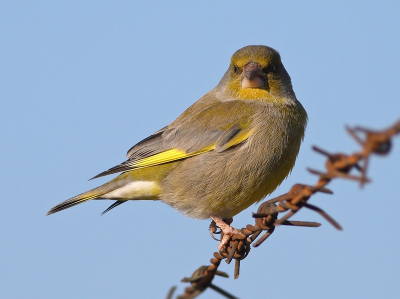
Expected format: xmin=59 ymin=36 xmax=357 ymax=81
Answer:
xmin=218 ymin=226 xmax=242 ymax=252
xmin=209 ymin=220 xmax=221 ymax=241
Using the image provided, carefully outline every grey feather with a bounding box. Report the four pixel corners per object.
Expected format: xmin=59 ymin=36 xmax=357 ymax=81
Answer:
xmin=214 ymin=124 xmax=241 ymax=153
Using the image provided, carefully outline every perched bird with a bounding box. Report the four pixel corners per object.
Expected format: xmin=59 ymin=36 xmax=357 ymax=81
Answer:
xmin=48 ymin=45 xmax=307 ymax=249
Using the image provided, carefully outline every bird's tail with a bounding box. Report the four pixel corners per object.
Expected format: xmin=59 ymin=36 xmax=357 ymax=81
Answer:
xmin=47 ymin=179 xmax=121 ymax=215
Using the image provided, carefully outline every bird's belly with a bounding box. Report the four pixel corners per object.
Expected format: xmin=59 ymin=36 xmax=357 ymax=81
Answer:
xmin=161 ymin=143 xmax=297 ymax=219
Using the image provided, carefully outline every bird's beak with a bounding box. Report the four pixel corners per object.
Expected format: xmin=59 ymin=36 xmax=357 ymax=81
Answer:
xmin=241 ymin=63 xmax=265 ymax=88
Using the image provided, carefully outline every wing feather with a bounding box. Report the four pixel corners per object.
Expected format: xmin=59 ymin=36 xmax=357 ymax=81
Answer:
xmin=91 ymin=100 xmax=255 ymax=179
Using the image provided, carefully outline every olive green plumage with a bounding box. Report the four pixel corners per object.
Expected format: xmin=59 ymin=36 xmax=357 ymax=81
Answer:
xmin=47 ymin=45 xmax=307 ymax=219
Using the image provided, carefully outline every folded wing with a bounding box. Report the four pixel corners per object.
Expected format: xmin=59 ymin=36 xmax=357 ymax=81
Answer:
xmin=92 ymin=100 xmax=255 ymax=179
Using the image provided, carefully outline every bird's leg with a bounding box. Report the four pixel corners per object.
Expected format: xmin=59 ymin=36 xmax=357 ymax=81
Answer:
xmin=210 ymin=215 xmax=242 ymax=252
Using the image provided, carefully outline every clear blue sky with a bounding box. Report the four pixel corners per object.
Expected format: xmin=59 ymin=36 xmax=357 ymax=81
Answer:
xmin=1 ymin=1 xmax=400 ymax=298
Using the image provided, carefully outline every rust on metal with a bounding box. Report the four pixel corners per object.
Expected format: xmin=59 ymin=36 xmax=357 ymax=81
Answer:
xmin=172 ymin=119 xmax=400 ymax=299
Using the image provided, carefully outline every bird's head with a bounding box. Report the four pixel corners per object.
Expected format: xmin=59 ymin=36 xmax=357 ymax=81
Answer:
xmin=217 ymin=45 xmax=295 ymax=103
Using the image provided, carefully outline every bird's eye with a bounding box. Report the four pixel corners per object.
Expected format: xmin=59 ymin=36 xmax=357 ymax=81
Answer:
xmin=270 ymin=64 xmax=276 ymax=72
xmin=233 ymin=65 xmax=241 ymax=74
xmin=263 ymin=64 xmax=276 ymax=74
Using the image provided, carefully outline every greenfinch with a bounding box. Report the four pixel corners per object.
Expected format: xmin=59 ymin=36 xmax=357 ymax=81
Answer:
xmin=48 ymin=45 xmax=307 ymax=245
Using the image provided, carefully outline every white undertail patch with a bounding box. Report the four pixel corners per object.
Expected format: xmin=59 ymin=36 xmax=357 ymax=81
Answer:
xmin=101 ymin=181 xmax=158 ymax=200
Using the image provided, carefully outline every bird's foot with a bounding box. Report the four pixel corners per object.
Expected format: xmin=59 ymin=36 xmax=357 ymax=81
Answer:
xmin=210 ymin=215 xmax=242 ymax=252
xmin=209 ymin=220 xmax=220 ymax=241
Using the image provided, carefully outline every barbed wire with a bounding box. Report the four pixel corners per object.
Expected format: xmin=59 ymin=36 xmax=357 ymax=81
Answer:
xmin=167 ymin=119 xmax=400 ymax=299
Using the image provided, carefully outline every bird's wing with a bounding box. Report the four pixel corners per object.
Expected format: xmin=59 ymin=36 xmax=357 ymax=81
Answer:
xmin=91 ymin=100 xmax=255 ymax=179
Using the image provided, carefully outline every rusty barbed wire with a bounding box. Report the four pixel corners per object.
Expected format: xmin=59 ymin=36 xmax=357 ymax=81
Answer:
xmin=170 ymin=119 xmax=400 ymax=299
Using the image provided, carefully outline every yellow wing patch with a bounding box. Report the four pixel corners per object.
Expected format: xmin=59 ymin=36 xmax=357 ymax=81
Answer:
xmin=131 ymin=127 xmax=251 ymax=169
xmin=133 ymin=145 xmax=214 ymax=169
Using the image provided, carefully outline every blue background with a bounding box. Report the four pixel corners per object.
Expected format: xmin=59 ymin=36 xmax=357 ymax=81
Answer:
xmin=1 ymin=1 xmax=400 ymax=298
